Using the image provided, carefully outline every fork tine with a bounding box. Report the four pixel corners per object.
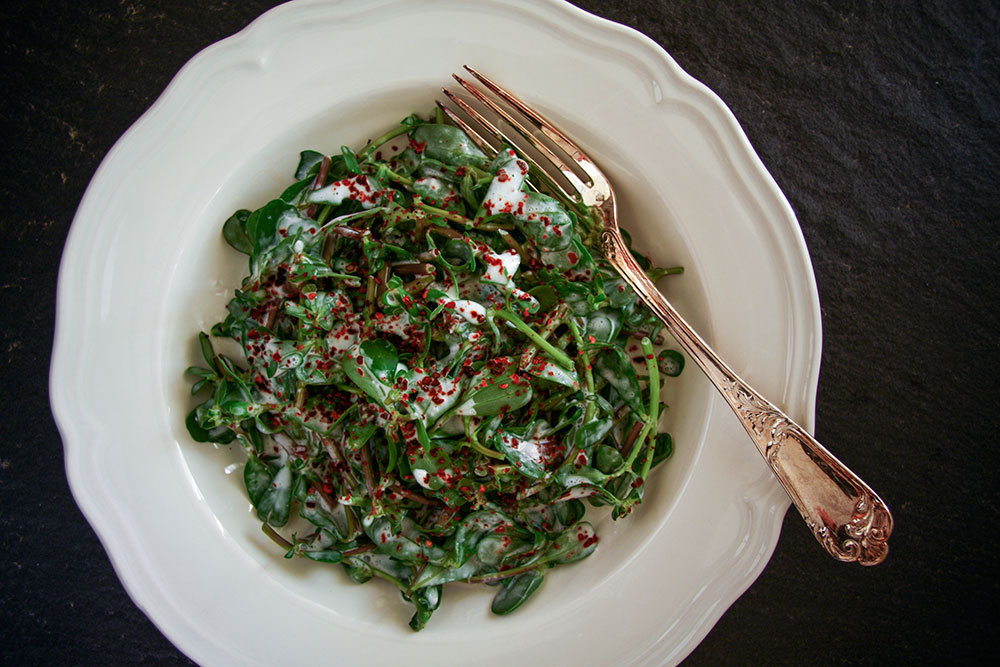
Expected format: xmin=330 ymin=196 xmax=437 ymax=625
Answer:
xmin=439 ymin=87 xmax=503 ymax=145
xmin=434 ymin=101 xmax=496 ymax=156
xmin=440 ymin=84 xmax=581 ymax=203
xmin=462 ymin=66 xmax=611 ymax=204
xmin=450 ymin=73 xmax=592 ymax=193
xmin=463 ymin=67 xmax=595 ymax=176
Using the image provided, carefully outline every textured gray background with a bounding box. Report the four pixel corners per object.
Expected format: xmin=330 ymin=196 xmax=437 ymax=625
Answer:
xmin=2 ymin=1 xmax=997 ymax=664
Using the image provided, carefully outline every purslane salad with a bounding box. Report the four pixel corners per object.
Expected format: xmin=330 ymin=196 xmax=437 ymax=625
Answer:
xmin=186 ymin=111 xmax=684 ymax=630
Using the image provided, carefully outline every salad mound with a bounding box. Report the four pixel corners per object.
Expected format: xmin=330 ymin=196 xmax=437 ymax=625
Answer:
xmin=186 ymin=111 xmax=684 ymax=630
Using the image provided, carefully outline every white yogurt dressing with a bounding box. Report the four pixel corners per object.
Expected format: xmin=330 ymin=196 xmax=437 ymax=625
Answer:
xmin=413 ymin=468 xmax=433 ymax=490
xmin=480 ymin=247 xmax=520 ymax=288
xmin=480 ymin=153 xmax=529 ymax=216
xmin=502 ymin=432 xmax=545 ymax=466
xmin=413 ymin=176 xmax=459 ymax=206
xmin=308 ymin=175 xmax=383 ymax=209
xmin=409 ymin=368 xmax=462 ymax=422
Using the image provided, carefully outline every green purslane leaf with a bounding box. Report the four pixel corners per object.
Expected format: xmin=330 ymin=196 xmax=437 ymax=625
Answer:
xmin=244 ymin=455 xmax=294 ymax=527
xmin=222 ymin=209 xmax=253 ymax=255
xmin=490 ymin=423 xmax=548 ymax=479
xmin=279 ymin=177 xmax=314 ymax=204
xmin=184 ymin=402 xmax=235 ymax=444
xmin=295 ymin=150 xmax=326 ymax=180
xmin=657 ymin=349 xmax=685 ymax=377
xmin=584 ymin=310 xmax=621 ymax=346
xmin=452 ymin=510 xmax=514 ymax=565
xmin=411 ymin=123 xmax=489 ymax=167
xmin=491 ymin=570 xmax=545 ymax=615
xmin=454 ymin=361 xmax=533 ymax=417
xmin=342 ymin=339 xmax=400 ymax=406
xmin=595 ymin=444 xmax=625 ymax=474
xmin=184 ymin=109 xmax=685 ymax=631
xmin=593 ymin=345 xmax=646 ymax=419
xmin=545 ymin=522 xmax=599 ymax=565
xmin=406 ymin=584 xmax=442 ymax=631
xmin=341 ymin=145 xmax=362 ymax=174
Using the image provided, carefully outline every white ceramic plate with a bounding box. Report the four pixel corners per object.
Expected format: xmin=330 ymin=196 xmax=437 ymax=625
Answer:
xmin=51 ymin=1 xmax=821 ymax=664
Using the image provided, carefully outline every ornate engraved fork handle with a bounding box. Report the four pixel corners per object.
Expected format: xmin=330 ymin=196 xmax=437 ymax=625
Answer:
xmin=601 ymin=229 xmax=893 ymax=565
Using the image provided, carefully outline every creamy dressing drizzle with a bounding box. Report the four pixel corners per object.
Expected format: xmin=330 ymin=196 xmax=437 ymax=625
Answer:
xmin=413 ymin=468 xmax=433 ymax=490
xmin=501 ymin=432 xmax=545 ymax=466
xmin=413 ymin=176 xmax=459 ymax=206
xmin=309 ymin=175 xmax=383 ymax=209
xmin=480 ymin=153 xmax=529 ymax=216
xmin=480 ymin=247 xmax=520 ymax=287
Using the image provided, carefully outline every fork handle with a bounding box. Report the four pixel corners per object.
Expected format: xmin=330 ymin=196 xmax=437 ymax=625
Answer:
xmin=600 ymin=230 xmax=893 ymax=565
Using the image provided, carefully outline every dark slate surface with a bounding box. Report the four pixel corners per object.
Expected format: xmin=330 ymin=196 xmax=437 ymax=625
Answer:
xmin=1 ymin=1 xmax=996 ymax=664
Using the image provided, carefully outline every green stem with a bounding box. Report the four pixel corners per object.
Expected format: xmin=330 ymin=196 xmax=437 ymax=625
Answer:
xmin=413 ymin=198 xmax=472 ymax=226
xmin=566 ymin=318 xmax=596 ymax=423
xmin=414 ymin=323 xmax=433 ymax=368
xmin=464 ymin=417 xmax=505 ymax=460
xmin=317 ymin=207 xmax=384 ymax=235
xmin=641 ymin=336 xmax=660 ymax=432
xmin=363 ymin=563 xmax=407 ymax=589
xmin=466 ymin=561 xmax=545 ymax=584
xmin=326 ymin=273 xmax=365 ymax=282
xmin=621 ymin=421 xmax=653 ymax=472
xmin=636 ymin=336 xmax=660 ymax=483
xmin=518 ymin=303 xmax=568 ymax=371
xmin=493 ymin=309 xmax=574 ymax=371
xmin=537 ymin=386 xmax=578 ymax=412
xmin=261 ymin=523 xmax=292 ymax=550
xmin=315 ymin=203 xmax=333 ymax=224
xmin=498 ymin=229 xmax=527 ymax=260
xmin=363 ymin=275 xmax=376 ymax=323
xmin=476 ymin=221 xmax=516 ymax=231
xmin=380 ymin=165 xmax=413 ymax=187
xmin=360 ymin=125 xmax=412 ymax=158
xmin=646 ymin=266 xmax=684 ymax=281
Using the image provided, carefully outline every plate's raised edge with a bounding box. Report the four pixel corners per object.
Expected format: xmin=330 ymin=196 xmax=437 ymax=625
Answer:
xmin=50 ymin=1 xmax=822 ymax=665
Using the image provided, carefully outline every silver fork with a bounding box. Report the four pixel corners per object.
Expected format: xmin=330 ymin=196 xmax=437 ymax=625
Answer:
xmin=440 ymin=66 xmax=893 ymax=565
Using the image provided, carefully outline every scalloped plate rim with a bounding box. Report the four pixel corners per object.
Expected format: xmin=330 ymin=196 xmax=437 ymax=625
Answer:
xmin=51 ymin=1 xmax=819 ymax=665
